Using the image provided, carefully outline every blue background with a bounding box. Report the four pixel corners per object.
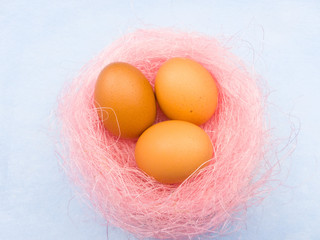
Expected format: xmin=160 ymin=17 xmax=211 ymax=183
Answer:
xmin=1 ymin=1 xmax=319 ymax=239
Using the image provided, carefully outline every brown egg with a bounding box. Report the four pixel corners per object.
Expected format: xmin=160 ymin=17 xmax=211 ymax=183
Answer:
xmin=135 ymin=120 xmax=213 ymax=184
xmin=94 ymin=62 xmax=156 ymax=139
xmin=155 ymin=57 xmax=218 ymax=125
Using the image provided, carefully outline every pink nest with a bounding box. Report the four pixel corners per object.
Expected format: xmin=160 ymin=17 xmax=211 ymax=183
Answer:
xmin=57 ymin=29 xmax=273 ymax=239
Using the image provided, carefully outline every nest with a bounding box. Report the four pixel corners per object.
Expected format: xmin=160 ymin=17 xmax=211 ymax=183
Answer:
xmin=57 ymin=29 xmax=273 ymax=239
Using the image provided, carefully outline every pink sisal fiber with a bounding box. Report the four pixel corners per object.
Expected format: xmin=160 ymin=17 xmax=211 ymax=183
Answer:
xmin=57 ymin=29 xmax=274 ymax=239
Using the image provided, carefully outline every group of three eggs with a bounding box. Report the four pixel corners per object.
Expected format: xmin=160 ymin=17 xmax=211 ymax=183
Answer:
xmin=94 ymin=57 xmax=219 ymax=184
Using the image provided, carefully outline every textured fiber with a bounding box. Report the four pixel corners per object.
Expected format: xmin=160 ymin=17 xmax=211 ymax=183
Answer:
xmin=57 ymin=29 xmax=273 ymax=239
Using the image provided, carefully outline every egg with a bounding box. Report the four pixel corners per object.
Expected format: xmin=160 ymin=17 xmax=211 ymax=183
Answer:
xmin=135 ymin=120 xmax=213 ymax=184
xmin=155 ymin=57 xmax=218 ymax=125
xmin=94 ymin=62 xmax=156 ymax=138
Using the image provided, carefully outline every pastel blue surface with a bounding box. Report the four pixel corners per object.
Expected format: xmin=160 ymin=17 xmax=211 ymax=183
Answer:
xmin=1 ymin=1 xmax=319 ymax=239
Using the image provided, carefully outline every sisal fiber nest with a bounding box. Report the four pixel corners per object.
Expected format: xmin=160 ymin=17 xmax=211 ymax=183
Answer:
xmin=57 ymin=29 xmax=273 ymax=239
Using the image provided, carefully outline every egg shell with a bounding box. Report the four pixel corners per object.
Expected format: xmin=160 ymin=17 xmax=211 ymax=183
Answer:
xmin=155 ymin=57 xmax=218 ymax=125
xmin=135 ymin=120 xmax=213 ymax=184
xmin=94 ymin=62 xmax=156 ymax=138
